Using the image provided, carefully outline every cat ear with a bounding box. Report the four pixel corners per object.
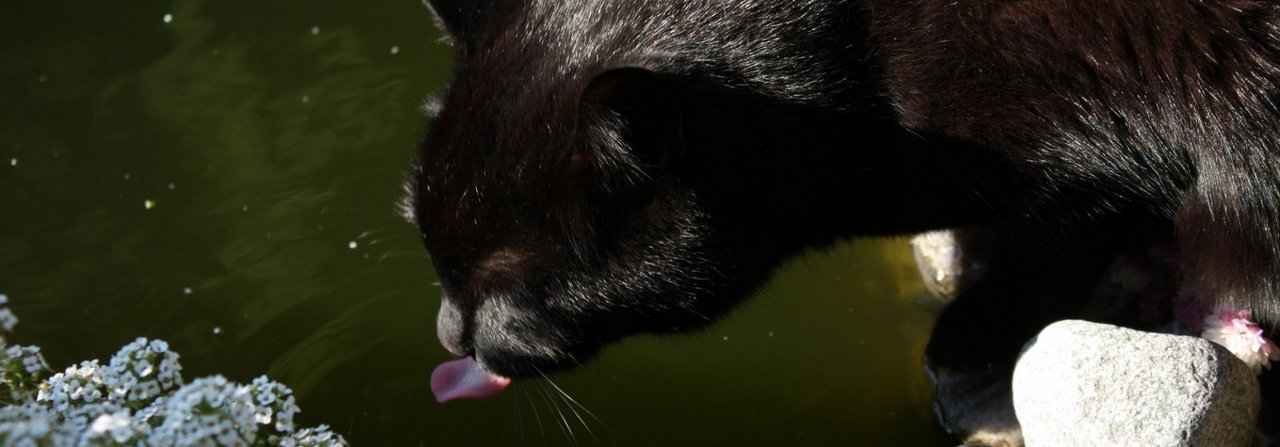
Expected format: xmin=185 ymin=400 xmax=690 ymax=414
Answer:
xmin=580 ymin=67 xmax=685 ymax=167
xmin=423 ymin=0 xmax=514 ymax=45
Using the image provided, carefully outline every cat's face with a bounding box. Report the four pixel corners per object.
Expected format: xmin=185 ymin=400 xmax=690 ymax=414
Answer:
xmin=408 ymin=71 xmax=731 ymax=378
xmin=409 ymin=0 xmax=862 ymax=381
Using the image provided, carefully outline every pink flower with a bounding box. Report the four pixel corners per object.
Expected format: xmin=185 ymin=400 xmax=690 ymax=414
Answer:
xmin=1201 ymin=309 xmax=1280 ymax=375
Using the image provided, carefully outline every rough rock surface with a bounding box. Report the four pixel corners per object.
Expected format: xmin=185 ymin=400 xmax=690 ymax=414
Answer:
xmin=1013 ymin=320 xmax=1260 ymax=447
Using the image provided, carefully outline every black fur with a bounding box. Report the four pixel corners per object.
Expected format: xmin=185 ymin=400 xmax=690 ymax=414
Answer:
xmin=409 ymin=0 xmax=1280 ymax=439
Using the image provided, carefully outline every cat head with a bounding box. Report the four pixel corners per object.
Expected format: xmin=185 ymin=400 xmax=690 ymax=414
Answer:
xmin=410 ymin=0 xmax=890 ymax=379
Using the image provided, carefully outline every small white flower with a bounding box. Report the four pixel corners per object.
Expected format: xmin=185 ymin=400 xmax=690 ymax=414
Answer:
xmin=215 ymin=426 xmax=238 ymax=445
xmin=254 ymin=406 xmax=273 ymax=425
xmin=89 ymin=410 xmax=131 ymax=437
xmin=119 ymin=372 xmax=138 ymax=388
xmin=257 ymin=390 xmax=276 ymax=406
xmin=135 ymin=396 xmax=168 ymax=424
xmin=275 ymin=415 xmax=295 ymax=433
xmin=21 ymin=356 xmax=45 ymax=374
xmin=0 ymin=308 xmax=17 ymax=332
xmin=208 ymin=389 xmax=228 ymax=408
xmin=133 ymin=359 xmax=153 ymax=377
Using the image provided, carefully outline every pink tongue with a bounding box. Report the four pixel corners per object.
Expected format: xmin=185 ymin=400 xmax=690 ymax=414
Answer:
xmin=431 ymin=357 xmax=512 ymax=403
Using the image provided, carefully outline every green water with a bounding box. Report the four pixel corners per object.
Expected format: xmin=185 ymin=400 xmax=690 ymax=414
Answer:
xmin=0 ymin=1 xmax=948 ymax=445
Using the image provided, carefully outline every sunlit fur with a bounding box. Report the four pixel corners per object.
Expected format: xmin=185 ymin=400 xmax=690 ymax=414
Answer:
xmin=409 ymin=1 xmax=1280 ymax=433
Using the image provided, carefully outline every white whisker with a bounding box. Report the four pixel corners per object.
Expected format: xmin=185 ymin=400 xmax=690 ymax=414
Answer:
xmin=535 ymin=379 xmax=577 ymax=446
xmin=540 ymin=372 xmax=609 ymax=432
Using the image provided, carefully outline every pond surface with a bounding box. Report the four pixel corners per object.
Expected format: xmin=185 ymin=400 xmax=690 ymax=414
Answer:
xmin=0 ymin=1 xmax=949 ymax=445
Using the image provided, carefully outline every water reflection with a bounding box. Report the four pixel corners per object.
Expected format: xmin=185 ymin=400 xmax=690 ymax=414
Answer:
xmin=0 ymin=0 xmax=947 ymax=445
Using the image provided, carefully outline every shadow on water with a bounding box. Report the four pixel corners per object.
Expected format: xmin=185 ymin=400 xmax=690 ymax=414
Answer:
xmin=0 ymin=0 xmax=950 ymax=445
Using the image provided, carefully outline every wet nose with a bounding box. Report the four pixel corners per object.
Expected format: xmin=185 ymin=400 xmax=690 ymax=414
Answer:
xmin=435 ymin=292 xmax=470 ymax=357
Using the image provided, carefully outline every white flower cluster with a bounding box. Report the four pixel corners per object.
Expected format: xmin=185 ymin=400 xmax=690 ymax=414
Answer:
xmin=141 ymin=374 xmax=324 ymax=446
xmin=0 ymin=295 xmax=349 ymax=446
xmin=19 ymin=344 xmax=349 ymax=446
xmin=108 ymin=338 xmax=183 ymax=404
xmin=0 ymin=293 xmax=48 ymax=402
xmin=146 ymin=376 xmax=259 ymax=446
xmin=38 ymin=361 xmax=111 ymax=411
xmin=16 ymin=345 xmax=348 ymax=446
xmin=6 ymin=346 xmax=49 ymax=377
xmin=0 ymin=403 xmax=66 ymax=446
xmin=282 ymin=424 xmax=347 ymax=447
xmin=0 ymin=402 xmax=151 ymax=447
xmin=246 ymin=375 xmax=298 ymax=435
xmin=0 ymin=345 xmax=50 ymax=401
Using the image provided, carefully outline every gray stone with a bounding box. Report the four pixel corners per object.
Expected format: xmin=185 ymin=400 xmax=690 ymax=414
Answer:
xmin=1013 ymin=320 xmax=1260 ymax=447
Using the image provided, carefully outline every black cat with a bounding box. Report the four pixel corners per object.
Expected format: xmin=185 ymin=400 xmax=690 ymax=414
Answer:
xmin=408 ymin=0 xmax=1280 ymax=443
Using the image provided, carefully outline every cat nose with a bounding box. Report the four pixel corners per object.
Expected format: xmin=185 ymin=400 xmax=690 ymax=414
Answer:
xmin=436 ymin=292 xmax=471 ymax=357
